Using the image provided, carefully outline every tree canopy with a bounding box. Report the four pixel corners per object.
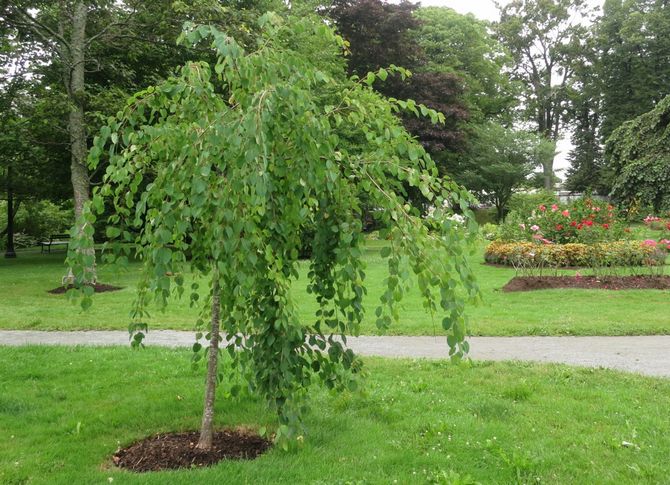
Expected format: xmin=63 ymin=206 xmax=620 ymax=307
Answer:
xmin=606 ymin=94 xmax=670 ymax=213
xmin=70 ymin=14 xmax=480 ymax=447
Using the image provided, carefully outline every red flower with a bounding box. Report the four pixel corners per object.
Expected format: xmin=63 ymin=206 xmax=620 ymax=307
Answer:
xmin=555 ymin=224 xmax=564 ymax=231
xmin=585 ymin=220 xmax=593 ymax=227
xmin=602 ymin=223 xmax=609 ymax=229
xmin=539 ymin=204 xmax=547 ymax=212
xmin=570 ymin=221 xmax=577 ymax=227
xmin=577 ymin=224 xmax=583 ymax=230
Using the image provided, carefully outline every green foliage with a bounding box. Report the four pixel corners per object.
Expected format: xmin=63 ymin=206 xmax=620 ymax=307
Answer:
xmin=13 ymin=200 xmax=73 ymax=241
xmin=597 ymin=0 xmax=670 ymax=142
xmin=69 ymin=16 xmax=479 ymax=439
xmin=507 ymin=191 xmax=558 ymax=217
xmin=446 ymin=123 xmax=551 ymax=221
xmin=413 ymin=6 xmax=516 ymax=122
xmin=606 ymin=95 xmax=670 ymax=213
xmin=479 ymin=223 xmax=499 ymax=241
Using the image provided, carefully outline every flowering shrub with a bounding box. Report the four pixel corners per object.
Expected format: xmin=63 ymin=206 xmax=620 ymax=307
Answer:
xmin=485 ymin=240 xmax=661 ymax=268
xmin=643 ymin=214 xmax=670 ymax=231
xmin=498 ymin=197 xmax=627 ymax=244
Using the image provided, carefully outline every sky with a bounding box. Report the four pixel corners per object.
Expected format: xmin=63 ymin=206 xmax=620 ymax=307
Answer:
xmin=416 ymin=0 xmax=605 ymax=178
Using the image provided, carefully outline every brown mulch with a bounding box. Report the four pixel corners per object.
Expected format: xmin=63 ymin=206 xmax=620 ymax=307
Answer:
xmin=113 ymin=429 xmax=272 ymax=472
xmin=503 ymin=275 xmax=670 ymax=292
xmin=47 ymin=283 xmax=123 ymax=294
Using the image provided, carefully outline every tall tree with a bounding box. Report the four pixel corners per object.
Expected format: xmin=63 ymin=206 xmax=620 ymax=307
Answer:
xmin=495 ymin=0 xmax=595 ymax=190
xmin=564 ymin=35 xmax=606 ymax=193
xmin=413 ymin=6 xmax=517 ymax=122
xmin=327 ymin=0 xmax=469 ymax=167
xmin=0 ymin=0 xmax=272 ymax=277
xmin=597 ymin=0 xmax=670 ymax=142
xmin=605 ymin=94 xmax=670 ymax=213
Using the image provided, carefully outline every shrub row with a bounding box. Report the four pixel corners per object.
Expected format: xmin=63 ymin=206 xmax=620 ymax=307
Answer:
xmin=485 ymin=241 xmax=664 ymax=268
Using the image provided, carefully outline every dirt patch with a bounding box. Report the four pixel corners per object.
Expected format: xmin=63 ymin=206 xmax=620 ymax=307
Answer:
xmin=113 ymin=429 xmax=272 ymax=472
xmin=47 ymin=283 xmax=123 ymax=295
xmin=503 ymin=275 xmax=670 ymax=292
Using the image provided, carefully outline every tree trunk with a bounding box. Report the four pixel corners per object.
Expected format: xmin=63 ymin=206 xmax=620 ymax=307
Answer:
xmin=543 ymin=161 xmax=554 ymax=191
xmin=196 ymin=276 xmax=222 ymax=450
xmin=64 ymin=1 xmax=96 ymax=282
xmin=4 ymin=165 xmax=16 ymax=259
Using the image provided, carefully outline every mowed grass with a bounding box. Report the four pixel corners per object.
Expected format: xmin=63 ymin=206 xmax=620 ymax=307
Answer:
xmin=0 ymin=241 xmax=669 ymax=336
xmin=1 ymin=346 xmax=669 ymax=484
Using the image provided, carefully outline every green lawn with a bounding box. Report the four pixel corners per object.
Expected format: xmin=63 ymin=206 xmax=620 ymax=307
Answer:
xmin=1 ymin=241 xmax=669 ymax=336
xmin=1 ymin=346 xmax=669 ymax=484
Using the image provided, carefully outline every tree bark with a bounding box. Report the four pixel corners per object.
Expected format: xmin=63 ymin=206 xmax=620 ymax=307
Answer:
xmin=4 ymin=165 xmax=16 ymax=259
xmin=543 ymin=160 xmax=554 ymax=191
xmin=63 ymin=1 xmax=96 ymax=282
xmin=196 ymin=276 xmax=222 ymax=450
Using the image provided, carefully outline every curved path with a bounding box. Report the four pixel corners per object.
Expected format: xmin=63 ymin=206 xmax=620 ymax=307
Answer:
xmin=1 ymin=330 xmax=669 ymax=378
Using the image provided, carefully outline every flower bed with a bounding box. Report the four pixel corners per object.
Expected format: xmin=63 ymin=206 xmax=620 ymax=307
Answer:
xmin=499 ymin=198 xmax=627 ymax=245
xmin=643 ymin=215 xmax=670 ymax=231
xmin=485 ymin=240 xmax=664 ymax=268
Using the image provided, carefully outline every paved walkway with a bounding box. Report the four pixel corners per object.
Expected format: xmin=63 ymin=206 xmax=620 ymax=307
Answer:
xmin=1 ymin=331 xmax=669 ymax=378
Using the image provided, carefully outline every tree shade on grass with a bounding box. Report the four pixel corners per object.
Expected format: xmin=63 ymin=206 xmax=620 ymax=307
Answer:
xmin=1 ymin=346 xmax=670 ymax=484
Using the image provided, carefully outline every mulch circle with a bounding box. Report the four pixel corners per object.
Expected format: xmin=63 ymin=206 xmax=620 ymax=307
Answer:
xmin=113 ymin=429 xmax=272 ymax=472
xmin=47 ymin=283 xmax=123 ymax=294
xmin=503 ymin=275 xmax=670 ymax=292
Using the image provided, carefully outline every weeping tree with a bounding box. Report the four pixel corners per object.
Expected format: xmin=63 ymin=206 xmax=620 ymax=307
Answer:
xmin=606 ymin=94 xmax=670 ymax=214
xmin=69 ymin=14 xmax=479 ymax=449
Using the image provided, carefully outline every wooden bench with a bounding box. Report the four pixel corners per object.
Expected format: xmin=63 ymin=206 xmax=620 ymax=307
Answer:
xmin=40 ymin=234 xmax=71 ymax=254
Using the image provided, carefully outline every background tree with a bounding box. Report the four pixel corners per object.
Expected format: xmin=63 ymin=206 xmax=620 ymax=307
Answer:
xmin=495 ymin=0 xmax=595 ymax=190
xmin=71 ymin=16 xmax=479 ymax=449
xmin=563 ymin=36 xmax=607 ymax=194
xmin=413 ymin=6 xmax=517 ymax=122
xmin=605 ymin=94 xmax=670 ymax=213
xmin=0 ymin=0 xmax=273 ymax=273
xmin=597 ymin=0 xmax=670 ymax=143
xmin=447 ymin=122 xmax=552 ymax=221
xmin=327 ymin=0 xmax=469 ymax=168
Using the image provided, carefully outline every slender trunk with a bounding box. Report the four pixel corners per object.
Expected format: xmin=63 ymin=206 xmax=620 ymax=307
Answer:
xmin=543 ymin=160 xmax=554 ymax=191
xmin=4 ymin=165 xmax=16 ymax=259
xmin=196 ymin=276 xmax=222 ymax=450
xmin=64 ymin=2 xmax=96 ymax=282
xmin=0 ymin=199 xmax=20 ymax=238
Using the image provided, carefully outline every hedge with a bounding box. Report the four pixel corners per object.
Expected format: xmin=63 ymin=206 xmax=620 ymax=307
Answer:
xmin=485 ymin=241 xmax=664 ymax=268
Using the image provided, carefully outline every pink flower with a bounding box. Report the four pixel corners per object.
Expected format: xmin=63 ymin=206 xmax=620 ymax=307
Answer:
xmin=660 ymin=239 xmax=670 ymax=245
xmin=539 ymin=205 xmax=546 ymax=212
xmin=531 ymin=224 xmax=540 ymax=232
xmin=540 ymin=238 xmax=553 ymax=245
xmin=562 ymin=210 xmax=570 ymax=217
xmin=642 ymin=239 xmax=658 ymax=247
xmin=551 ymin=204 xmax=559 ymax=212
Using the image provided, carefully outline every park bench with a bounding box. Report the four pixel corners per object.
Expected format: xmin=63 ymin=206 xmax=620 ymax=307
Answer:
xmin=40 ymin=234 xmax=71 ymax=254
